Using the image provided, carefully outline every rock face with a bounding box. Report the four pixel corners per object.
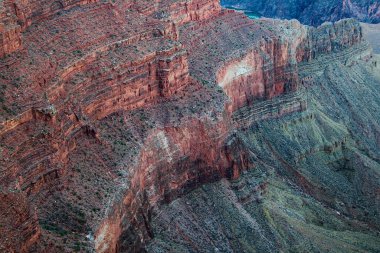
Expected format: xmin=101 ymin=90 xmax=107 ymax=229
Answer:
xmin=0 ymin=192 xmax=41 ymax=252
xmin=147 ymin=39 xmax=380 ymax=251
xmin=0 ymin=0 xmax=379 ymax=253
xmin=0 ymin=0 xmax=99 ymax=57
xmin=221 ymin=0 xmax=380 ymax=26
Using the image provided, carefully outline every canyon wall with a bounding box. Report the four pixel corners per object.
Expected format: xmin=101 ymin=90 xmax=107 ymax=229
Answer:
xmin=95 ymin=9 xmax=368 ymax=253
xmin=0 ymin=0 xmax=221 ymax=57
xmin=0 ymin=0 xmax=376 ymax=252
xmin=131 ymin=0 xmax=221 ymax=25
xmin=0 ymin=192 xmax=41 ymax=252
xmin=95 ymin=118 xmax=257 ymax=252
xmin=221 ymin=0 xmax=380 ymax=26
xmin=0 ymin=0 xmax=100 ymax=57
xmin=304 ymin=18 xmax=364 ymax=59
xmin=0 ymin=2 xmax=194 ymax=251
xmin=180 ymin=14 xmax=363 ymax=111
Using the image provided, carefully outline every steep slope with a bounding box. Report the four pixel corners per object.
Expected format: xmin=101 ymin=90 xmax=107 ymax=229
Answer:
xmin=0 ymin=0 xmax=379 ymax=253
xmin=221 ymin=0 xmax=380 ymax=26
xmin=148 ymin=38 xmax=380 ymax=253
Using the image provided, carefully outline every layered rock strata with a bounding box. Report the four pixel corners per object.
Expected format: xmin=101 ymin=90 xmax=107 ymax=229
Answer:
xmin=0 ymin=0 xmax=375 ymax=252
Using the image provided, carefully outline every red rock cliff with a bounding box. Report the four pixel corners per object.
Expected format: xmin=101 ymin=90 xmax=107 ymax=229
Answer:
xmin=180 ymin=14 xmax=363 ymax=112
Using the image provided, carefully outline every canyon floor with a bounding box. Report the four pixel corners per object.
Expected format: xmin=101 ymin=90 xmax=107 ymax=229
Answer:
xmin=0 ymin=1 xmax=380 ymax=253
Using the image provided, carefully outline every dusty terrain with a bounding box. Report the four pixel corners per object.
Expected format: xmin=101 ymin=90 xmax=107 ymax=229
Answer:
xmin=0 ymin=0 xmax=379 ymax=252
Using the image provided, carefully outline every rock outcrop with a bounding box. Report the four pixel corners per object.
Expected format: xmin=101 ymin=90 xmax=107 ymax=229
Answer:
xmin=0 ymin=0 xmax=378 ymax=252
xmin=180 ymin=14 xmax=363 ymax=112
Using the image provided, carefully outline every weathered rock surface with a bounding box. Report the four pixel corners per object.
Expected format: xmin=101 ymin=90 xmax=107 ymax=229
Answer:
xmin=147 ymin=41 xmax=380 ymax=251
xmin=221 ymin=0 xmax=380 ymax=26
xmin=0 ymin=0 xmax=379 ymax=252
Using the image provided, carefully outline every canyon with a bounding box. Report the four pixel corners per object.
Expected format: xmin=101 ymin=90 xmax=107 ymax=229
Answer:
xmin=0 ymin=0 xmax=380 ymax=252
xmin=221 ymin=0 xmax=380 ymax=26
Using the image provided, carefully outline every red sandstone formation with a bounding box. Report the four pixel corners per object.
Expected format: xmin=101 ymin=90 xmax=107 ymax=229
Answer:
xmin=180 ymin=13 xmax=362 ymax=111
xmin=0 ymin=192 xmax=41 ymax=252
xmin=0 ymin=0 xmax=366 ymax=252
